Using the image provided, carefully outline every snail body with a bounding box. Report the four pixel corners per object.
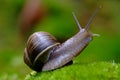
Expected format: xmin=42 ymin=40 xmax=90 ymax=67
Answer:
xmin=42 ymin=29 xmax=92 ymax=71
xmin=24 ymin=8 xmax=100 ymax=72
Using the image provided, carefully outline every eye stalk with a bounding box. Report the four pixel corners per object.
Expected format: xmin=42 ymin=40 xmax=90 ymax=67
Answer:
xmin=85 ymin=6 xmax=102 ymax=31
xmin=72 ymin=5 xmax=101 ymax=31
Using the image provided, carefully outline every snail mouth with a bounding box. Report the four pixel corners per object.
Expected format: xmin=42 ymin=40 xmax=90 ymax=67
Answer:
xmin=33 ymin=43 xmax=60 ymax=66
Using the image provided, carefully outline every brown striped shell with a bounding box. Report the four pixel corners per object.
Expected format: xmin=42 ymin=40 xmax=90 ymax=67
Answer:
xmin=24 ymin=31 xmax=60 ymax=71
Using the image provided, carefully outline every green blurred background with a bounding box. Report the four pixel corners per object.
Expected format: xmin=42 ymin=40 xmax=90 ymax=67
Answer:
xmin=0 ymin=0 xmax=120 ymax=79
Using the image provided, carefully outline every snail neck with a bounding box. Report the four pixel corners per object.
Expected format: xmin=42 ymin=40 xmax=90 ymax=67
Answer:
xmin=42 ymin=31 xmax=92 ymax=71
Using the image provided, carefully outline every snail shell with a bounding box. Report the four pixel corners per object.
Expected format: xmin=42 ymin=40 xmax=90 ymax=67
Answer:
xmin=24 ymin=32 xmax=60 ymax=71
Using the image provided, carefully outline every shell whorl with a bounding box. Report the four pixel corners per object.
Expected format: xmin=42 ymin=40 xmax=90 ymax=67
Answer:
xmin=24 ymin=31 xmax=60 ymax=71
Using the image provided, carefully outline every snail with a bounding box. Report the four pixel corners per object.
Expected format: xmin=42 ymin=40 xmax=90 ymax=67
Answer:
xmin=24 ymin=7 xmax=101 ymax=72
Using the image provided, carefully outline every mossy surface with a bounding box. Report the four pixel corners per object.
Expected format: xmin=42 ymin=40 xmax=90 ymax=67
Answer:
xmin=25 ymin=62 xmax=120 ymax=80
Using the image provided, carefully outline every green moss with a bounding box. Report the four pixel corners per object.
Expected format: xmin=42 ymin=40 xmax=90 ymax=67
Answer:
xmin=25 ymin=62 xmax=120 ymax=80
